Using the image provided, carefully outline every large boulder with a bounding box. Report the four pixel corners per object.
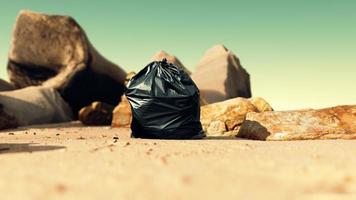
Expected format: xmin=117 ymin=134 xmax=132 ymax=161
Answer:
xmin=201 ymin=97 xmax=272 ymax=136
xmin=151 ymin=50 xmax=191 ymax=75
xmin=0 ymin=86 xmax=72 ymax=129
xmin=237 ymin=105 xmax=356 ymax=140
xmin=7 ymin=10 xmax=126 ymax=114
xmin=191 ymin=45 xmax=251 ymax=104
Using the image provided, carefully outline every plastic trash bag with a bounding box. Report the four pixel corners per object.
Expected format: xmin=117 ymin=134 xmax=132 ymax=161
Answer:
xmin=125 ymin=58 xmax=205 ymax=139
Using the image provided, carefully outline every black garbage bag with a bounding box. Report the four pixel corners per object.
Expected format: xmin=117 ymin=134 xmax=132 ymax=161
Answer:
xmin=125 ymin=58 xmax=205 ymax=139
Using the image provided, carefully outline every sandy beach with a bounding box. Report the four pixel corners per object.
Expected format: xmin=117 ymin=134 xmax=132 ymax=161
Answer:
xmin=0 ymin=122 xmax=355 ymax=200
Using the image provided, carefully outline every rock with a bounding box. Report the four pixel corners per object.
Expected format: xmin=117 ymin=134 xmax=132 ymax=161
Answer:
xmin=0 ymin=79 xmax=15 ymax=91
xmin=237 ymin=105 xmax=356 ymax=141
xmin=201 ymin=97 xmax=258 ymax=136
xmin=78 ymin=102 xmax=114 ymax=125
xmin=191 ymin=45 xmax=251 ymax=104
xmin=249 ymin=97 xmax=273 ymax=112
xmin=151 ymin=50 xmax=191 ymax=74
xmin=111 ymin=73 xmax=135 ymax=128
xmin=0 ymin=86 xmax=72 ymax=129
xmin=111 ymin=95 xmax=132 ymax=128
xmin=7 ymin=10 xmax=126 ymax=115
xmin=206 ymin=121 xmax=226 ymax=135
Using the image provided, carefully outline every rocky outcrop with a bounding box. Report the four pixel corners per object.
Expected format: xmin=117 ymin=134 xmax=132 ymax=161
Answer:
xmin=0 ymin=86 xmax=72 ymax=129
xmin=200 ymin=97 xmax=272 ymax=136
xmin=111 ymin=95 xmax=132 ymax=128
xmin=191 ymin=45 xmax=251 ymax=104
xmin=78 ymin=102 xmax=114 ymax=125
xmin=0 ymin=79 xmax=15 ymax=91
xmin=7 ymin=10 xmax=126 ymax=114
xmin=237 ymin=105 xmax=356 ymax=140
xmin=151 ymin=51 xmax=191 ymax=74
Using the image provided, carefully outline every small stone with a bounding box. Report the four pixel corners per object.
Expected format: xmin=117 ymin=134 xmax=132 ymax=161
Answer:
xmin=55 ymin=184 xmax=67 ymax=193
xmin=160 ymin=156 xmax=168 ymax=164
xmin=146 ymin=148 xmax=153 ymax=155
xmin=111 ymin=95 xmax=132 ymax=128
xmin=78 ymin=102 xmax=114 ymax=126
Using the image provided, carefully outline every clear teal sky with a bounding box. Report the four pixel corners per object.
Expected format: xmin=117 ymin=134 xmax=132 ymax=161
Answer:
xmin=0 ymin=0 xmax=355 ymax=110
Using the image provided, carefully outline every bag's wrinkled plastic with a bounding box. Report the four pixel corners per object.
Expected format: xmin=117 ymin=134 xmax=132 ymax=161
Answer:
xmin=125 ymin=59 xmax=205 ymax=139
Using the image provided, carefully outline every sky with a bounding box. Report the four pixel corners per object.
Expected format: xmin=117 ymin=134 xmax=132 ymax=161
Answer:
xmin=0 ymin=0 xmax=355 ymax=110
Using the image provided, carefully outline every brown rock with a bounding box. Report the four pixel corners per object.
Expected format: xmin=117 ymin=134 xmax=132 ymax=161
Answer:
xmin=200 ymin=97 xmax=258 ymax=136
xmin=249 ymin=97 xmax=273 ymax=112
xmin=7 ymin=10 xmax=126 ymax=114
xmin=78 ymin=102 xmax=114 ymax=126
xmin=0 ymin=79 xmax=15 ymax=91
xmin=111 ymin=95 xmax=132 ymax=128
xmin=191 ymin=45 xmax=251 ymax=104
xmin=0 ymin=86 xmax=72 ymax=129
xmin=151 ymin=51 xmax=191 ymax=74
xmin=237 ymin=105 xmax=356 ymax=141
